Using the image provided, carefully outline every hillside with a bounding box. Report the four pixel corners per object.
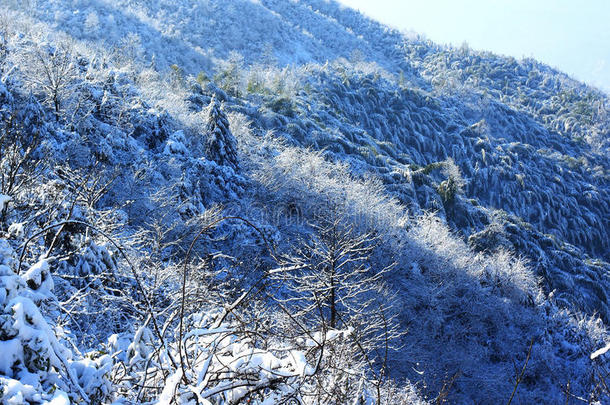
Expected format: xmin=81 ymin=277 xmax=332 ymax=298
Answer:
xmin=0 ymin=1 xmax=609 ymax=403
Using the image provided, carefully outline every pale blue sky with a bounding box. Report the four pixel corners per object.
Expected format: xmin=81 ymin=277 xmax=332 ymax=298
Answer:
xmin=338 ymin=0 xmax=610 ymax=93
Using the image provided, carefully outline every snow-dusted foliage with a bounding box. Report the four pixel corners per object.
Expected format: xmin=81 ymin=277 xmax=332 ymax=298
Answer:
xmin=0 ymin=241 xmax=112 ymax=404
xmin=204 ymin=97 xmax=239 ymax=170
xmin=0 ymin=0 xmax=608 ymax=403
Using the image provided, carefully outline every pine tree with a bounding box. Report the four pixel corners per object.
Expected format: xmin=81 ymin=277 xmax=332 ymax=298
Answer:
xmin=204 ymin=96 xmax=238 ymax=170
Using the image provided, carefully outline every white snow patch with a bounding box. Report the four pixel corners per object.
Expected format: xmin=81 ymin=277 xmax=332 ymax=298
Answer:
xmin=287 ymin=350 xmax=314 ymax=376
xmin=23 ymin=259 xmax=54 ymax=294
xmin=0 ymin=194 xmax=11 ymax=210
xmin=46 ymin=389 xmax=71 ymax=405
xmin=7 ymin=222 xmax=25 ymax=238
xmin=0 ymin=339 xmax=23 ymax=376
xmin=157 ymin=370 xmax=183 ymax=405
xmin=0 ymin=377 xmax=40 ymax=404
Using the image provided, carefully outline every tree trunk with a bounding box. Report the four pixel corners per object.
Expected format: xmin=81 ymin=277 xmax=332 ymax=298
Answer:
xmin=330 ymin=262 xmax=336 ymax=328
xmin=54 ymin=94 xmax=60 ymax=121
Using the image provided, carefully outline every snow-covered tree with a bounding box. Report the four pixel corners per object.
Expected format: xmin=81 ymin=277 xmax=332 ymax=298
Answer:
xmin=0 ymin=86 xmax=46 ymax=208
xmin=204 ymin=96 xmax=239 ymax=170
xmin=0 ymin=241 xmax=112 ymax=404
xmin=273 ymin=213 xmax=403 ymax=363
xmin=214 ymin=50 xmax=244 ymax=97
xmin=437 ymin=157 xmax=466 ymax=205
xmin=20 ymin=40 xmax=79 ymax=121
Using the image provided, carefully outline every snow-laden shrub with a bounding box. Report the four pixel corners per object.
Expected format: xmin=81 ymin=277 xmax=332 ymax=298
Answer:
xmin=53 ymin=239 xmax=136 ymax=347
xmin=0 ymin=239 xmax=112 ymax=404
xmin=164 ymin=130 xmax=189 ymax=156
xmin=107 ymin=303 xmax=422 ymax=404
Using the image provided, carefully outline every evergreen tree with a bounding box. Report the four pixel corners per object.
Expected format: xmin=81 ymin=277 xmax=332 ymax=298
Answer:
xmin=204 ymin=96 xmax=238 ymax=170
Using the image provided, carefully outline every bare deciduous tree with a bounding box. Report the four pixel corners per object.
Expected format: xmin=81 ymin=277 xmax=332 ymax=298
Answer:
xmin=272 ymin=213 xmax=404 ymax=403
xmin=22 ymin=40 xmax=79 ymax=120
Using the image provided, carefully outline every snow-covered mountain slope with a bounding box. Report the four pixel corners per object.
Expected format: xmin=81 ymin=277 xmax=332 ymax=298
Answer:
xmin=21 ymin=0 xmax=409 ymax=72
xmin=1 ymin=0 xmax=609 ymax=403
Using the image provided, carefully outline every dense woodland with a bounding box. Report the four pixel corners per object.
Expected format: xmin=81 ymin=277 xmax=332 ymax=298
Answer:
xmin=0 ymin=1 xmax=609 ymax=403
